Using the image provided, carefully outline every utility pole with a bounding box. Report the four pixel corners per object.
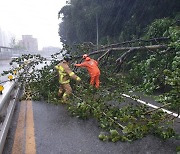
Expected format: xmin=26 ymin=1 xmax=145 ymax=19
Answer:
xmin=96 ymin=14 xmax=99 ymax=51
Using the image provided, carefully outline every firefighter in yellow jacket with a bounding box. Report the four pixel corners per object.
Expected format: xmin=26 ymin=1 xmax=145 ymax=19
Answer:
xmin=55 ymin=54 xmax=81 ymax=103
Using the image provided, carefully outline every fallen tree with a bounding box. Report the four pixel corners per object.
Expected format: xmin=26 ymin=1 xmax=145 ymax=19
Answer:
xmin=1 ymin=31 xmax=179 ymax=144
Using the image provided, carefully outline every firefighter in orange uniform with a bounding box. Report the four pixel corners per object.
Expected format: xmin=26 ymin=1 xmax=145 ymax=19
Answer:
xmin=55 ymin=54 xmax=81 ymax=103
xmin=74 ymin=54 xmax=100 ymax=88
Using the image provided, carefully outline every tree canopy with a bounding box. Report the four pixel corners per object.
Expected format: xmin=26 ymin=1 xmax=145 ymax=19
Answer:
xmin=58 ymin=0 xmax=180 ymax=46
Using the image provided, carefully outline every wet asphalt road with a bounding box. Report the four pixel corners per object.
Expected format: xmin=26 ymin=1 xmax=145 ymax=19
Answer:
xmin=3 ymin=98 xmax=180 ymax=154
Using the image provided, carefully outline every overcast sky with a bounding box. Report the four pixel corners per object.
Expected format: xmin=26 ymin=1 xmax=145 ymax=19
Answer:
xmin=0 ymin=0 xmax=66 ymax=50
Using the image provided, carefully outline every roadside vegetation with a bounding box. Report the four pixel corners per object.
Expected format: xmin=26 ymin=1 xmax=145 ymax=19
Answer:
xmin=1 ymin=18 xmax=179 ymax=145
xmin=1 ymin=0 xmax=179 ymax=151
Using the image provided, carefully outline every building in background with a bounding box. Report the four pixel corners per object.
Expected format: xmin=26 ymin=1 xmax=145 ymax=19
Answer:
xmin=0 ymin=27 xmax=14 ymax=47
xmin=19 ymin=35 xmax=38 ymax=52
xmin=0 ymin=28 xmax=3 ymax=46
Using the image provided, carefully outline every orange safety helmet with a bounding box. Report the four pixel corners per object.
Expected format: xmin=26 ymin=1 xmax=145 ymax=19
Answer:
xmin=83 ymin=54 xmax=88 ymax=59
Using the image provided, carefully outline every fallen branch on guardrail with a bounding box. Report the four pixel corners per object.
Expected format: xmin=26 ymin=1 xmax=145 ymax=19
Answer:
xmin=143 ymin=103 xmax=172 ymax=115
xmin=121 ymin=93 xmax=180 ymax=119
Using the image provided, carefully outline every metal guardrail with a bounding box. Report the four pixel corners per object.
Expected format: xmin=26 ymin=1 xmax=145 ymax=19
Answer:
xmin=0 ymin=82 xmax=16 ymax=112
xmin=0 ymin=46 xmax=13 ymax=50
xmin=0 ymin=79 xmax=21 ymax=153
xmin=0 ymin=60 xmax=35 ymax=153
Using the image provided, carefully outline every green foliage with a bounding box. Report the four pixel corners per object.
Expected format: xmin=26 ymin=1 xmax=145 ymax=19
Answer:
xmin=177 ymin=146 xmax=180 ymax=152
xmin=59 ymin=0 xmax=180 ymax=46
xmin=125 ymin=19 xmax=179 ymax=110
xmin=58 ymin=1 xmax=180 ymax=115
xmin=2 ymin=40 xmax=179 ymax=143
xmin=169 ymin=26 xmax=180 ymax=50
xmin=159 ymin=52 xmax=180 ymax=110
xmin=98 ymin=132 xmax=108 ymax=141
xmin=67 ymin=72 xmax=176 ymax=142
xmin=128 ymin=52 xmax=175 ymax=94
xmin=145 ymin=18 xmax=172 ymax=39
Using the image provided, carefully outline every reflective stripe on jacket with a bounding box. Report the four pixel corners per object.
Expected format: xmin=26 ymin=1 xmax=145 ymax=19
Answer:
xmin=55 ymin=65 xmax=70 ymax=84
xmin=55 ymin=61 xmax=81 ymax=84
